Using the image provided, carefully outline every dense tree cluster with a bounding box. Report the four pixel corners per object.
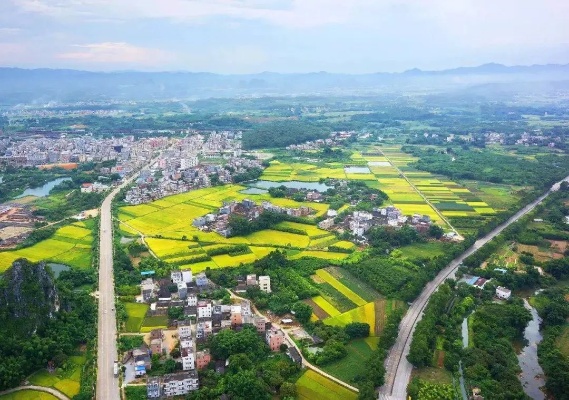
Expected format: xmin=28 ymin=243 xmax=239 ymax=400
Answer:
xmin=242 ymin=120 xmax=330 ymax=149
xmin=0 ymin=260 xmax=96 ymax=395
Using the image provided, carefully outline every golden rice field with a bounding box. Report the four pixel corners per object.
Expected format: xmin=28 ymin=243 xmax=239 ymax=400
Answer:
xmin=311 ymin=295 xmax=341 ymax=317
xmin=296 ymin=370 xmax=357 ymax=400
xmin=0 ymin=221 xmax=93 ymax=272
xmin=0 ymin=390 xmax=60 ymax=400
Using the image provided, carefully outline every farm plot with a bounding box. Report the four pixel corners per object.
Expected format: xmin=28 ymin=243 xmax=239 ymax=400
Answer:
xmin=28 ymin=354 xmax=86 ymax=398
xmin=124 ymin=302 xmax=149 ymax=333
xmin=315 ymin=269 xmax=366 ymax=306
xmin=296 ymin=370 xmax=357 ymax=400
xmin=0 ymin=223 xmax=93 ymax=272
xmin=321 ymin=339 xmax=376 ymax=384
xmin=311 ymin=296 xmax=341 ymax=317
xmin=324 ymin=267 xmax=380 ymax=302
xmin=0 ymin=391 xmax=59 ymax=400
xmin=324 ymin=301 xmax=375 ymax=330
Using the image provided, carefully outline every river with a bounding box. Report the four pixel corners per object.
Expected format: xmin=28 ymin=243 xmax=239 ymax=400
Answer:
xmin=517 ymin=298 xmax=546 ymax=400
xmin=15 ymin=177 xmax=71 ymax=198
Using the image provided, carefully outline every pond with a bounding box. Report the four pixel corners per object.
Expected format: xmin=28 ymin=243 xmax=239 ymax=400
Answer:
xmin=517 ymin=299 xmax=545 ymax=400
xmin=240 ymin=187 xmax=269 ymax=195
xmin=248 ymin=180 xmax=331 ymax=192
xmin=15 ymin=177 xmax=72 ymax=198
xmin=344 ymin=166 xmax=371 ymax=174
xmin=47 ymin=263 xmax=70 ymax=278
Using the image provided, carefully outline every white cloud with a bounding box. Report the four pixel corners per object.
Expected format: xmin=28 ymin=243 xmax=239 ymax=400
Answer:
xmin=57 ymin=42 xmax=170 ymax=65
xmin=0 ymin=28 xmax=23 ymax=35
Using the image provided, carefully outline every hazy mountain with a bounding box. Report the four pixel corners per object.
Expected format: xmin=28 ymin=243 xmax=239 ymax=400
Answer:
xmin=0 ymin=63 xmax=568 ymax=105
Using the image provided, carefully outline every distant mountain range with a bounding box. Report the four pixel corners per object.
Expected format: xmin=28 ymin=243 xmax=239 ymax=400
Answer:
xmin=0 ymin=63 xmax=568 ymax=105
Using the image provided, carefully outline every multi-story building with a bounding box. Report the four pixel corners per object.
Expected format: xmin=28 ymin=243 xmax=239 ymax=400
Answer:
xmin=196 ymin=349 xmax=212 ymax=370
xmin=266 ymin=328 xmax=285 ymax=352
xmin=178 ymin=321 xmax=192 ymax=338
xmin=197 ymin=301 xmax=212 ymax=319
xmin=162 ymin=371 xmax=199 ymax=397
xmin=147 ymin=376 xmax=161 ymax=398
xmin=259 ymin=276 xmax=271 ymax=293
xmin=181 ymin=348 xmax=195 ymax=371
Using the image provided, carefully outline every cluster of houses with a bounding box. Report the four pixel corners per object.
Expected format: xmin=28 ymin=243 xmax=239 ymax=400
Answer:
xmin=318 ymin=205 xmax=434 ymax=239
xmin=460 ymin=273 xmax=512 ymax=300
xmin=285 ymin=130 xmax=356 ymax=151
xmin=133 ymin=269 xmax=301 ymax=398
xmin=124 ymin=132 xmax=264 ymax=205
xmin=193 ymin=199 xmax=313 ymax=238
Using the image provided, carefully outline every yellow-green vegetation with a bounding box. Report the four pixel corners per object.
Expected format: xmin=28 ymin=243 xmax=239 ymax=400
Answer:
xmin=311 ymin=295 xmax=341 ymax=317
xmin=117 ymin=185 xmax=359 ymax=268
xmin=124 ymin=303 xmax=149 ymax=333
xmin=321 ymin=339 xmax=377 ymax=383
xmin=315 ymin=269 xmax=367 ymax=306
xmin=140 ymin=315 xmax=169 ymax=333
xmin=325 ymin=301 xmax=375 ymax=329
xmin=296 ymin=370 xmax=357 ymax=400
xmin=400 ymin=242 xmax=448 ymax=259
xmin=261 ymin=161 xmax=346 ymax=182
xmin=0 ymin=391 xmax=59 ymax=400
xmin=28 ymin=354 xmax=86 ymax=398
xmin=555 ymin=324 xmax=569 ymax=358
xmin=0 ymin=221 xmax=93 ymax=272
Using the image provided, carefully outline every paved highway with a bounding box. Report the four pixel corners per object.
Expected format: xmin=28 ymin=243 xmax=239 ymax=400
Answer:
xmin=379 ymin=176 xmax=569 ymax=400
xmin=96 ymin=161 xmax=158 ymax=400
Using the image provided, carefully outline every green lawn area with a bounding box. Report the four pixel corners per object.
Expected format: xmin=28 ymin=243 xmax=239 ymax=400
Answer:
xmin=555 ymin=324 xmax=569 ymax=358
xmin=28 ymin=355 xmax=86 ymax=398
xmin=0 ymin=391 xmax=59 ymax=400
xmin=320 ymin=339 xmax=375 ymax=383
xmin=140 ymin=315 xmax=169 ymax=333
xmin=124 ymin=303 xmax=149 ymax=333
xmin=296 ymin=370 xmax=357 ymax=400
xmin=412 ymin=366 xmax=453 ymax=385
xmin=400 ymin=242 xmax=448 ymax=259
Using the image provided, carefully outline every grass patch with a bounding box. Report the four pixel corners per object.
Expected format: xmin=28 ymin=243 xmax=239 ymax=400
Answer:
xmin=28 ymin=355 xmax=86 ymax=398
xmin=321 ymin=339 xmax=375 ymax=383
xmin=124 ymin=303 xmax=149 ymax=333
xmin=311 ymin=296 xmax=341 ymax=317
xmin=555 ymin=324 xmax=569 ymax=358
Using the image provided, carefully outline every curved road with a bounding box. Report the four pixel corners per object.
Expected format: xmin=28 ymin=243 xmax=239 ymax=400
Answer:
xmin=97 ymin=160 xmax=159 ymax=400
xmin=0 ymin=385 xmax=70 ymax=400
xmin=379 ymin=176 xmax=569 ymax=400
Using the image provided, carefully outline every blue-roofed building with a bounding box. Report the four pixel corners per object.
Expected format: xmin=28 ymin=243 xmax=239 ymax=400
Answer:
xmin=134 ymin=364 xmax=146 ymax=377
xmin=141 ymin=270 xmax=155 ymax=276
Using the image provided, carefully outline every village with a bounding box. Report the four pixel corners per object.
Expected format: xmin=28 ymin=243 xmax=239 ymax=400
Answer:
xmin=124 ymin=268 xmax=302 ymax=398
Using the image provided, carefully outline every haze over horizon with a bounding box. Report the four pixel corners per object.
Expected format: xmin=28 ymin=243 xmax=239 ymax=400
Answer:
xmin=1 ymin=0 xmax=568 ymax=74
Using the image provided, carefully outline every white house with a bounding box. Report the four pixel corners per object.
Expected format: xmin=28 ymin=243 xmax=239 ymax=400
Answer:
xmin=181 ymin=349 xmax=195 ymax=371
xmin=259 ymin=276 xmax=271 ymax=293
xmin=197 ymin=301 xmax=212 ymax=319
xmin=182 ymin=270 xmax=193 ymax=283
xmin=171 ymin=270 xmax=183 ymax=284
xmin=496 ymin=286 xmax=512 ymax=300
xmin=162 ymin=371 xmax=199 ymax=396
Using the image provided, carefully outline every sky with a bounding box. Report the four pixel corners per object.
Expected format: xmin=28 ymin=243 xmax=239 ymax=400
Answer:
xmin=0 ymin=0 xmax=568 ymax=73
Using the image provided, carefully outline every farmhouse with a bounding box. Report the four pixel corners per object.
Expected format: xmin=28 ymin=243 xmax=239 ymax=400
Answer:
xmin=495 ymin=286 xmax=512 ymax=300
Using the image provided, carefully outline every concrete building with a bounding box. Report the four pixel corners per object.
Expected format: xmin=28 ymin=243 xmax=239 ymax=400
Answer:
xmin=171 ymin=270 xmax=183 ymax=284
xmin=147 ymin=376 xmax=161 ymax=398
xmin=187 ymin=293 xmax=198 ymax=307
xmin=197 ymin=301 xmax=212 ymax=319
xmin=162 ymin=371 xmax=199 ymax=397
xmin=266 ymin=328 xmax=285 ymax=352
xmin=181 ymin=348 xmax=195 ymax=371
xmin=177 ymin=282 xmax=188 ymax=300
xmin=496 ymin=286 xmax=512 ymax=300
xmin=259 ymin=276 xmax=271 ymax=293
xmin=178 ymin=321 xmax=192 ymax=338
xmin=196 ymin=349 xmax=212 ymax=370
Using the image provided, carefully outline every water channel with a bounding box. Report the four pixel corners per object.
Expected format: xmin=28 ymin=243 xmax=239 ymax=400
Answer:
xmin=517 ymin=298 xmax=546 ymax=400
xmin=247 ymin=180 xmax=332 ymax=192
xmin=459 ymin=299 xmax=546 ymax=400
xmin=15 ymin=177 xmax=72 ymax=198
